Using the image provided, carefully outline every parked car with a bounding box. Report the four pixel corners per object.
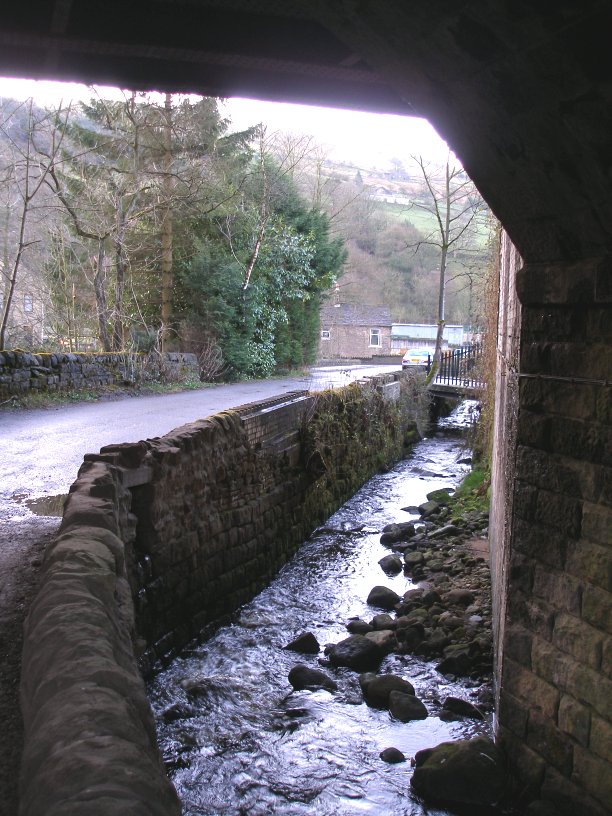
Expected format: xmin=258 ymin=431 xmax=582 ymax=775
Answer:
xmin=402 ymin=348 xmax=433 ymax=370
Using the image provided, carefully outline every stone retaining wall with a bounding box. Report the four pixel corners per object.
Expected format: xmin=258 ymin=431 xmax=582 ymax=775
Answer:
xmin=0 ymin=350 xmax=199 ymax=397
xmin=19 ymin=371 xmax=422 ymax=814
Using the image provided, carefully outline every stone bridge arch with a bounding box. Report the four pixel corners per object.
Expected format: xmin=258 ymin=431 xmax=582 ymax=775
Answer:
xmin=2 ymin=3 xmax=610 ymax=813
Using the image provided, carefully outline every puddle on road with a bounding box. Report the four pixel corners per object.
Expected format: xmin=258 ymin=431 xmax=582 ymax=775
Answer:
xmin=24 ymin=494 xmax=67 ymax=517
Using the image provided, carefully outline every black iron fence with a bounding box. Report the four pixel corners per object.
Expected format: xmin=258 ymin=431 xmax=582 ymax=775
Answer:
xmin=436 ymin=342 xmax=483 ymax=387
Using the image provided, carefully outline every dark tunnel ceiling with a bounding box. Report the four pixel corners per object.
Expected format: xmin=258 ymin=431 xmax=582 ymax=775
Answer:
xmin=0 ymin=0 xmax=413 ymax=115
xmin=1 ymin=0 xmax=611 ymax=261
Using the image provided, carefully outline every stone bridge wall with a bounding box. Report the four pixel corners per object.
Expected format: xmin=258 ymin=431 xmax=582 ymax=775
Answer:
xmin=0 ymin=350 xmax=199 ymax=398
xmin=19 ymin=371 xmax=422 ymax=815
xmin=494 ymin=249 xmax=612 ymax=816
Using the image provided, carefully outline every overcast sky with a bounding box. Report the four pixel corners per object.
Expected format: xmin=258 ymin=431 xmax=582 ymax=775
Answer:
xmin=0 ymin=77 xmax=451 ymax=170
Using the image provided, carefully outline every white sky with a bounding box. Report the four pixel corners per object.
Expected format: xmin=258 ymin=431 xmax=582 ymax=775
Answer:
xmin=0 ymin=77 xmax=451 ymax=170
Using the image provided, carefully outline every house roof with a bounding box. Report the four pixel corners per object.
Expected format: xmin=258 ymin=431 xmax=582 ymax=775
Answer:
xmin=320 ymin=304 xmax=392 ymax=327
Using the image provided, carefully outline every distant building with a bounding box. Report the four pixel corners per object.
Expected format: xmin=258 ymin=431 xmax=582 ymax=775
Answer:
xmin=391 ymin=323 xmax=464 ymax=352
xmin=318 ymin=304 xmax=393 ymax=360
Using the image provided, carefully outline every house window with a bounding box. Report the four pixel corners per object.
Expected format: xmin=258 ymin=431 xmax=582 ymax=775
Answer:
xmin=369 ymin=328 xmax=381 ymax=347
xmin=320 ymin=330 xmax=330 ymax=340
xmin=23 ymin=293 xmax=33 ymax=313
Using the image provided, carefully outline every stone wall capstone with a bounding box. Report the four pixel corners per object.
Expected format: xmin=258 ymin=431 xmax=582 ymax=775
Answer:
xmin=19 ymin=370 xmax=423 ymax=815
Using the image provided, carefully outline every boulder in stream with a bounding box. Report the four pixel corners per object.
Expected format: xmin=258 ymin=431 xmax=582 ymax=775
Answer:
xmin=380 ymin=522 xmax=416 ymax=545
xmin=346 ymin=618 xmax=373 ymax=635
xmin=410 ymin=736 xmax=506 ymax=806
xmin=359 ymin=673 xmax=415 ymax=708
xmin=283 ymin=631 xmax=320 ymax=655
xmin=366 ymin=585 xmax=401 ymax=611
xmin=442 ymin=696 xmax=485 ymax=720
xmin=380 ymin=747 xmax=406 ymax=763
xmin=388 ymin=690 xmax=428 ymax=721
xmin=378 ymin=553 xmax=403 ymax=575
xmin=288 ymin=664 xmax=337 ymax=692
xmin=328 ymin=634 xmax=383 ymax=671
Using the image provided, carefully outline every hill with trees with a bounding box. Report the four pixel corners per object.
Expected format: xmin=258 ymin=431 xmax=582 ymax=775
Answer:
xmin=0 ymin=91 xmax=492 ymax=379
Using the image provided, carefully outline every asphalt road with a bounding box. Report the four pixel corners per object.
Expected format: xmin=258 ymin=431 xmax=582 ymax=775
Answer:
xmin=0 ymin=364 xmax=401 ymax=508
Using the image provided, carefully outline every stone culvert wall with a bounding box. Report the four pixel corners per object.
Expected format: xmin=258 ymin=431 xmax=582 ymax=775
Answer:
xmin=0 ymin=350 xmax=199 ymax=398
xmin=20 ymin=371 xmax=422 ymax=815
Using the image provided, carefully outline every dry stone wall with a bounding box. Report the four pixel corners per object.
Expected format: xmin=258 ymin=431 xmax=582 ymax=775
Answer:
xmin=0 ymin=350 xmax=199 ymax=397
xmin=20 ymin=371 xmax=421 ymax=815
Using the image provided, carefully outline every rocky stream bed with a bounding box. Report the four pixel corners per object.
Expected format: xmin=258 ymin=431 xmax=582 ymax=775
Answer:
xmin=148 ymin=406 xmax=524 ymax=816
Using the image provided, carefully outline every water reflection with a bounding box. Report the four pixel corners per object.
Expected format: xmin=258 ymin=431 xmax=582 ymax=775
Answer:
xmin=148 ymin=403 xmax=490 ymax=816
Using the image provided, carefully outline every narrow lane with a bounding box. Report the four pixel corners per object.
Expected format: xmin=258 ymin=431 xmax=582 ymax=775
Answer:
xmin=0 ymin=365 xmax=401 ymax=505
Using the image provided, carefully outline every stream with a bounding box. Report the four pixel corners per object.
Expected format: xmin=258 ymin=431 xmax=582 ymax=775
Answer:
xmin=148 ymin=401 xmax=494 ymax=816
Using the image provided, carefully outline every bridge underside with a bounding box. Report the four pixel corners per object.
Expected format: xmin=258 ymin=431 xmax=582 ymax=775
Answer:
xmin=2 ymin=2 xmax=610 ymax=814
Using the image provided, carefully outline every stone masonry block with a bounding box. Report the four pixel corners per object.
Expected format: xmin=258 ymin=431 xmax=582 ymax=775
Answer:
xmin=553 ymin=612 xmax=604 ymax=670
xmin=565 ymin=662 xmax=612 ymax=721
xmin=513 ymin=517 xmax=568 ymax=569
xmin=503 ymin=658 xmax=560 ymax=719
xmin=532 ymin=565 xmax=583 ymax=615
xmin=590 ymin=714 xmax=612 ymax=765
xmin=503 ymin=624 xmax=533 ymax=668
xmin=558 ymin=694 xmax=591 ymax=747
xmin=541 ymin=765 xmax=608 ymax=816
xmin=549 ymin=416 xmax=609 ymax=466
xmin=535 ymin=489 xmax=582 ymax=538
xmin=581 ymin=501 xmax=612 ymax=545
xmin=520 ymin=378 xmax=598 ymax=421
xmin=581 ymin=583 xmax=612 ymax=635
xmin=566 ymin=540 xmax=611 ymax=593
xmin=595 ymin=385 xmax=612 ymax=425
xmin=515 ymin=446 xmax=602 ymax=503
xmin=517 ymin=261 xmax=597 ymax=306
xmin=531 ymin=637 xmax=572 ymax=691
xmin=572 ymin=745 xmax=612 ymax=813
xmin=526 ymin=708 xmax=574 ymax=776
xmin=498 ymin=690 xmax=528 ymax=738
xmin=497 ymin=727 xmax=545 ymax=800
xmin=602 ymin=636 xmax=612 ymax=680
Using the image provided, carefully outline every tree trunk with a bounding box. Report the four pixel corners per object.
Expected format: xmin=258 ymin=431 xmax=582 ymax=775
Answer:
xmin=160 ymin=92 xmax=174 ymax=352
xmin=94 ymin=240 xmax=111 ymax=352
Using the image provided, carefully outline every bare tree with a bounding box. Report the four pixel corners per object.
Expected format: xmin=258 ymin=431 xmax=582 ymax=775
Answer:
xmin=408 ymin=154 xmax=488 ymax=366
xmin=0 ymin=98 xmax=68 ymax=350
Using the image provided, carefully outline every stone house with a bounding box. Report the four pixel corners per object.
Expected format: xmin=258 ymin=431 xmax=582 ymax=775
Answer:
xmin=318 ymin=304 xmax=392 ymax=360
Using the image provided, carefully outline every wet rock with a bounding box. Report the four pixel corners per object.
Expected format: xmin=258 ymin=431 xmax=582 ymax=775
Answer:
xmin=328 ymin=634 xmax=383 ymax=671
xmin=380 ymin=522 xmax=416 ymax=545
xmin=410 ymin=736 xmax=506 ymax=805
xmin=401 ymin=505 xmax=419 ymax=514
xmin=443 ymin=588 xmax=475 ymax=606
xmin=161 ymin=702 xmax=197 ymax=723
xmin=418 ymin=500 xmax=440 ymax=517
xmin=436 ymin=652 xmax=472 ymax=676
xmin=417 ymin=629 xmax=450 ymax=656
xmin=284 ymin=631 xmax=320 ymax=655
xmin=395 ymin=622 xmax=425 ymax=653
xmin=403 ymin=551 xmax=425 ymax=570
xmin=346 ymin=618 xmax=373 ymax=635
xmin=288 ymin=664 xmax=337 ymax=692
xmin=360 ymin=673 xmax=415 ymax=707
xmin=378 ymin=553 xmax=403 ymax=575
xmin=388 ymin=690 xmax=428 ymax=721
xmin=371 ymin=613 xmax=396 ymax=630
xmin=366 ymin=585 xmax=401 ymax=611
xmin=426 ymin=488 xmax=454 ymax=505
xmin=442 ymin=696 xmax=485 ymax=720
xmin=380 ymin=747 xmax=406 ymax=763
xmin=428 ymin=524 xmax=462 ymax=539
xmin=364 ymin=629 xmax=396 ymax=653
